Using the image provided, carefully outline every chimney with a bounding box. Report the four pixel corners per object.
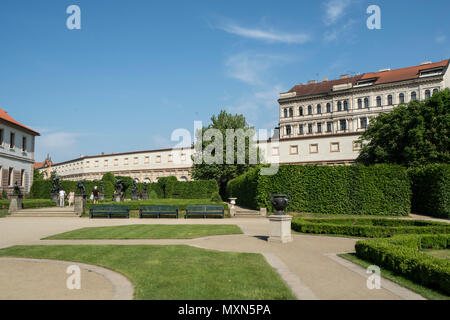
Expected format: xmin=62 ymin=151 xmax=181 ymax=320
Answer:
xmin=322 ymin=78 xmax=328 ymax=82
xmin=340 ymin=74 xmax=350 ymax=79
xmin=420 ymin=61 xmax=432 ymax=65
xmin=307 ymin=80 xmax=317 ymax=84
xmin=101 ymin=152 xmax=104 ymax=155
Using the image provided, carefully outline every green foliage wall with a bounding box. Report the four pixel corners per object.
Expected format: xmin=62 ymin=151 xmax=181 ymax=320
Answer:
xmin=408 ymin=164 xmax=450 ymax=219
xmin=30 ymin=174 xmax=218 ymax=200
xmin=226 ymin=164 xmax=411 ymax=216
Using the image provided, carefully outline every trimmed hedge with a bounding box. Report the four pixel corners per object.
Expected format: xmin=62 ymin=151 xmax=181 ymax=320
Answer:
xmin=0 ymin=199 xmax=57 ymax=210
xmin=30 ymin=175 xmax=218 ymax=201
xmin=408 ymin=164 xmax=450 ymax=219
xmin=355 ymin=234 xmax=450 ymax=295
xmin=291 ymin=218 xmax=450 ymax=238
xmin=226 ymin=164 xmax=411 ymax=215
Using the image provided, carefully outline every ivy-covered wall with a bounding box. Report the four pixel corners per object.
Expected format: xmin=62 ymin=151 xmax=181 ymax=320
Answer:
xmin=226 ymin=164 xmax=411 ymax=216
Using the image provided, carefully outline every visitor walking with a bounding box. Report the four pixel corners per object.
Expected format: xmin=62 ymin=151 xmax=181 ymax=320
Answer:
xmin=68 ymin=190 xmax=75 ymax=207
xmin=58 ymin=189 xmax=66 ymax=207
xmin=93 ymin=186 xmax=99 ymax=204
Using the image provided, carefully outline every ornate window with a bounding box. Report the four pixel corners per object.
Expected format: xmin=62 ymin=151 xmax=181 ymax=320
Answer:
xmin=317 ymin=104 xmax=322 ymax=114
xmin=364 ymin=97 xmax=369 ymax=108
xmin=317 ymin=123 xmax=322 ymax=133
xmin=339 ymin=119 xmax=347 ymax=131
xmin=289 ymin=107 xmax=293 ymax=117
xmin=411 ymin=91 xmax=417 ymax=101
xmin=343 ymin=100 xmax=348 ymax=111
xmin=299 ymin=106 xmax=303 ymax=116
xmin=376 ymin=96 xmax=382 ymax=107
xmin=387 ymin=95 xmax=393 ymax=105
xmin=433 ymin=88 xmax=439 ymax=95
xmin=326 ymin=103 xmax=331 ymax=113
xmin=425 ymin=90 xmax=431 ymax=99
xmin=337 ymin=101 xmax=342 ymax=111
xmin=308 ymin=123 xmax=313 ymax=134
xmin=360 ymin=117 xmax=368 ymax=129
xmin=308 ymin=105 xmax=312 ymax=115
xmin=399 ymin=93 xmax=405 ymax=103
xmin=286 ymin=125 xmax=292 ymax=135
xmin=358 ymin=98 xmax=362 ymax=109
xmin=299 ymin=124 xmax=304 ymax=135
xmin=283 ymin=108 xmax=288 ymax=118
xmin=327 ymin=122 xmax=332 ymax=132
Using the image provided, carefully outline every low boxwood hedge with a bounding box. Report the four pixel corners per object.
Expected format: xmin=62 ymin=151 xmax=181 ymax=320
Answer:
xmin=291 ymin=218 xmax=450 ymax=238
xmin=355 ymin=234 xmax=450 ymax=295
xmin=0 ymin=199 xmax=57 ymax=210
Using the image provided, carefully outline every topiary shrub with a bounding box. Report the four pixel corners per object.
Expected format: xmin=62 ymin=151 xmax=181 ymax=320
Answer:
xmin=148 ymin=190 xmax=158 ymax=199
xmin=211 ymin=192 xmax=222 ymax=202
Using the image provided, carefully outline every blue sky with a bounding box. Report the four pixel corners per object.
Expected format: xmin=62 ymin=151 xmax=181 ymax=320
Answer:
xmin=1 ymin=0 xmax=449 ymax=162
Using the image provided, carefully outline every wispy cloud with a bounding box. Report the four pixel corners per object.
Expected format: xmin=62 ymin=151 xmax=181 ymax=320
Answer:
xmin=323 ymin=18 xmax=357 ymax=42
xmin=216 ymin=20 xmax=310 ymax=44
xmin=435 ymin=34 xmax=446 ymax=44
xmin=225 ymin=52 xmax=290 ymax=86
xmin=323 ymin=0 xmax=352 ymax=25
xmin=36 ymin=131 xmax=85 ymax=161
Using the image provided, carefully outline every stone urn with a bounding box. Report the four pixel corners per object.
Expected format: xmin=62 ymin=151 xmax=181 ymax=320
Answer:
xmin=229 ymin=197 xmax=237 ymax=209
xmin=270 ymin=194 xmax=289 ymax=215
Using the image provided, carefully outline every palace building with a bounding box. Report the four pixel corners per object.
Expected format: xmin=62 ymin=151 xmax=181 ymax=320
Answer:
xmin=0 ymin=109 xmax=40 ymax=193
xmin=38 ymin=59 xmax=449 ymax=182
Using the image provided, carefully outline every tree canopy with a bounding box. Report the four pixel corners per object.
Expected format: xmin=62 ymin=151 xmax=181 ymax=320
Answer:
xmin=356 ymin=88 xmax=450 ymax=166
xmin=191 ymin=110 xmax=261 ymax=193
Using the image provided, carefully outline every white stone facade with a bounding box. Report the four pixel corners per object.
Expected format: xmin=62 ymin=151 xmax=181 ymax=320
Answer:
xmin=0 ymin=116 xmax=38 ymax=193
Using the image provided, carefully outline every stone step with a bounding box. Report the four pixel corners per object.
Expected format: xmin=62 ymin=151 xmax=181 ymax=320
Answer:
xmin=234 ymin=211 xmax=264 ymax=218
xmin=11 ymin=213 xmax=79 ymax=217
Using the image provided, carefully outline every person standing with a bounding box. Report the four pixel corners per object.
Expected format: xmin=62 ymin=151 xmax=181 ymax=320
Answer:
xmin=68 ymin=190 xmax=75 ymax=207
xmin=59 ymin=189 xmax=66 ymax=207
xmin=93 ymin=186 xmax=99 ymax=204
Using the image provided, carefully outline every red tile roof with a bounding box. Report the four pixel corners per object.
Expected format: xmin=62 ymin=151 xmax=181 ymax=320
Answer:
xmin=286 ymin=59 xmax=449 ymax=98
xmin=0 ymin=108 xmax=40 ymax=136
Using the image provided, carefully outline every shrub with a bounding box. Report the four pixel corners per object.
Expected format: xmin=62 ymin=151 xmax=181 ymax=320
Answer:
xmin=211 ymin=192 xmax=222 ymax=202
xmin=355 ymin=234 xmax=450 ymax=295
xmin=408 ymin=164 xmax=450 ymax=219
xmin=148 ymin=190 xmax=158 ymax=199
xmin=227 ymin=164 xmax=411 ymax=215
xmin=291 ymin=218 xmax=450 ymax=238
xmin=85 ymin=199 xmax=228 ymax=212
xmin=0 ymin=199 xmax=57 ymax=209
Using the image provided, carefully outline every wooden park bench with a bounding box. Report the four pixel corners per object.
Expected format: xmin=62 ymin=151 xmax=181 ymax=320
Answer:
xmin=89 ymin=205 xmax=130 ymax=219
xmin=139 ymin=205 xmax=178 ymax=218
xmin=185 ymin=205 xmax=224 ymax=219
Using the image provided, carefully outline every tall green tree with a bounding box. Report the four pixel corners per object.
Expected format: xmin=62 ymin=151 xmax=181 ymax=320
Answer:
xmin=357 ymin=88 xmax=450 ymax=166
xmin=191 ymin=110 xmax=261 ymax=196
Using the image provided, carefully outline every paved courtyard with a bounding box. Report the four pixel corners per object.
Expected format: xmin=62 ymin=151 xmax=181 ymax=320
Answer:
xmin=0 ymin=216 xmax=429 ymax=300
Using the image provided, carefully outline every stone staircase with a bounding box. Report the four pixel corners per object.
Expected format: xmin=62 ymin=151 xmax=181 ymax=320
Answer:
xmin=10 ymin=206 xmax=80 ymax=218
xmin=233 ymin=205 xmax=265 ymax=218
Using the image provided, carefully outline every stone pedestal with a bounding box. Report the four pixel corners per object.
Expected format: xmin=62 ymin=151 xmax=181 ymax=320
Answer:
xmin=260 ymin=208 xmax=267 ymax=217
xmin=50 ymin=193 xmax=58 ymax=204
xmin=8 ymin=195 xmax=23 ymax=214
xmin=114 ymin=193 xmax=122 ymax=202
xmin=131 ymin=194 xmax=138 ymax=201
xmin=268 ymin=215 xmax=293 ymax=243
xmin=99 ymin=193 xmax=105 ymax=201
xmin=229 ymin=198 xmax=237 ymax=209
xmin=74 ymin=195 xmax=84 ymax=216
xmin=142 ymin=193 xmax=149 ymax=200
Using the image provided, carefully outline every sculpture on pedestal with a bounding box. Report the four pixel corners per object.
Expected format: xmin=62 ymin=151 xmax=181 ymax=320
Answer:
xmin=114 ymin=179 xmax=124 ymax=201
xmin=99 ymin=181 xmax=105 ymax=201
xmin=13 ymin=181 xmax=22 ymax=197
xmin=142 ymin=182 xmax=149 ymax=200
xmin=131 ymin=180 xmax=139 ymax=201
xmin=50 ymin=172 xmax=60 ymax=202
xmin=77 ymin=180 xmax=86 ymax=197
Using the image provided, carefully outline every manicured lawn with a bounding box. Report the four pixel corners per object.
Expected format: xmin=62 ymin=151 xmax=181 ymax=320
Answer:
xmin=421 ymin=249 xmax=450 ymax=260
xmin=44 ymin=224 xmax=243 ymax=240
xmin=338 ymin=253 xmax=450 ymax=300
xmin=0 ymin=209 xmax=8 ymax=218
xmin=0 ymin=245 xmax=296 ymax=300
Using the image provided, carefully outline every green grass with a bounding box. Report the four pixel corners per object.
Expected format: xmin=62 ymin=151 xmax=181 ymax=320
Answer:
xmin=44 ymin=224 xmax=243 ymax=240
xmin=421 ymin=249 xmax=450 ymax=260
xmin=338 ymin=253 xmax=450 ymax=300
xmin=0 ymin=245 xmax=296 ymax=300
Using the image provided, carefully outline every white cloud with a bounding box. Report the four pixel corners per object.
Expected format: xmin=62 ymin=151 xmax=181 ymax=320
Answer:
xmin=226 ymin=85 xmax=282 ymax=130
xmin=35 ymin=131 xmax=84 ymax=162
xmin=323 ymin=18 xmax=357 ymax=42
xmin=225 ymin=52 xmax=290 ymax=86
xmin=323 ymin=0 xmax=352 ymax=25
xmin=435 ymin=34 xmax=446 ymax=44
xmin=217 ymin=21 xmax=310 ymax=44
